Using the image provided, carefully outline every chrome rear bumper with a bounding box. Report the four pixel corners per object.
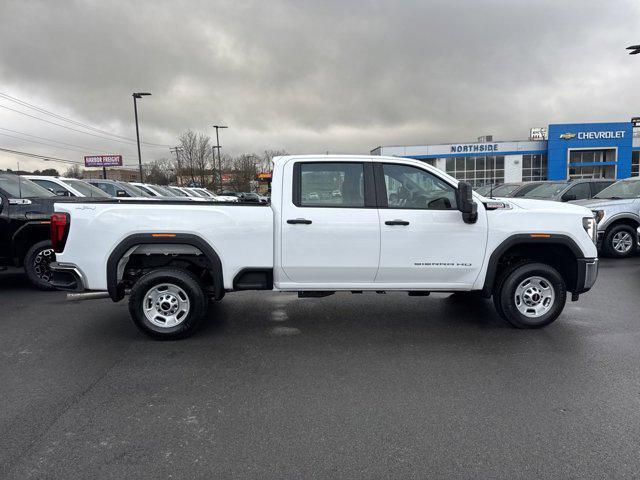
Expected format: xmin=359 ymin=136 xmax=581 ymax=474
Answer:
xmin=49 ymin=262 xmax=85 ymax=292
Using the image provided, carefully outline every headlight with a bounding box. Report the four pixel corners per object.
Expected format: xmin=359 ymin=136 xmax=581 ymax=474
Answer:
xmin=592 ymin=209 xmax=604 ymax=223
xmin=583 ymin=216 xmax=597 ymax=244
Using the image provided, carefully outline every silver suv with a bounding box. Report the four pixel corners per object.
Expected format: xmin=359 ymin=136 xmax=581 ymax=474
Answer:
xmin=572 ymin=177 xmax=640 ymax=258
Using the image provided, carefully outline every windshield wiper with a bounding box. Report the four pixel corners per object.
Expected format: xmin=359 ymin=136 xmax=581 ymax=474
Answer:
xmin=595 ymin=196 xmax=624 ymax=200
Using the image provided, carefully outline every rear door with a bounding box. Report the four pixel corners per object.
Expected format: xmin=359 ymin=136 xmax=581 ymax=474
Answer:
xmin=279 ymin=160 xmax=380 ymax=284
xmin=375 ymin=162 xmax=488 ymax=287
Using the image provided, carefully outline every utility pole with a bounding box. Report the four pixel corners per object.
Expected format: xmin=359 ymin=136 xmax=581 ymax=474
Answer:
xmin=170 ymin=146 xmax=183 ymax=186
xmin=213 ymin=125 xmax=228 ymax=193
xmin=132 ymin=92 xmax=151 ymax=182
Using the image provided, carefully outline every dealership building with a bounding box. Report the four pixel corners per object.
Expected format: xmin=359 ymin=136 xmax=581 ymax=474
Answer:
xmin=371 ymin=121 xmax=640 ymax=187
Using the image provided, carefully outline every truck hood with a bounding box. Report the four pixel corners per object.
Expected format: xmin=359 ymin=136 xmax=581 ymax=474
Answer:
xmin=504 ymin=197 xmax=592 ymax=215
xmin=570 ymin=198 xmax=636 ymax=209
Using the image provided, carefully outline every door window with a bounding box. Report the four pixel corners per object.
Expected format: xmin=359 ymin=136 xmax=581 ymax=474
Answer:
xmin=31 ymin=179 xmax=73 ymax=196
xmin=382 ymin=164 xmax=457 ymax=209
xmin=298 ymin=163 xmax=365 ymax=207
xmin=92 ymin=182 xmax=116 ymax=196
xmin=564 ymin=183 xmax=591 ymax=200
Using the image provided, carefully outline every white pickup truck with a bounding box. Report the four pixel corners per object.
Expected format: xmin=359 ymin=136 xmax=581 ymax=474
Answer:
xmin=49 ymin=155 xmax=599 ymax=339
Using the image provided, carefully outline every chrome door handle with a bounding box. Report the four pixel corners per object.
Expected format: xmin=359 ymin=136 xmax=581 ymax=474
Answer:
xmin=385 ymin=220 xmax=410 ymax=226
xmin=287 ymin=218 xmax=312 ymax=225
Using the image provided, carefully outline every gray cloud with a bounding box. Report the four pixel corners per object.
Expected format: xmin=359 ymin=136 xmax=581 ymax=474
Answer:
xmin=0 ymin=0 xmax=639 ymax=171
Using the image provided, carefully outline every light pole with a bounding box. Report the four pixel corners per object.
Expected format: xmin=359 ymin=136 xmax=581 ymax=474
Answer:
xmin=213 ymin=125 xmax=228 ymax=193
xmin=132 ymin=92 xmax=151 ymax=181
xmin=169 ymin=146 xmax=183 ymax=185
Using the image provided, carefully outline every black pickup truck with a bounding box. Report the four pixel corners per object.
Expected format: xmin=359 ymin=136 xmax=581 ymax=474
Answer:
xmin=0 ymin=174 xmax=81 ymax=289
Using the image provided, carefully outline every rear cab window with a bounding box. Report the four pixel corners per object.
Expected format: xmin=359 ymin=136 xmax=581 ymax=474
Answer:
xmin=294 ymin=162 xmax=373 ymax=208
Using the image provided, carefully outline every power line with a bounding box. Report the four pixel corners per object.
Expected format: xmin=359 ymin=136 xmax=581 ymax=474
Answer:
xmin=0 ymin=126 xmax=134 ymax=157
xmin=0 ymin=146 xmax=153 ymax=169
xmin=0 ymin=92 xmax=171 ymax=147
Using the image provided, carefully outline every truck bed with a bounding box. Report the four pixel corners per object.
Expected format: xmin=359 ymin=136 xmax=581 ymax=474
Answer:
xmin=54 ymin=200 xmax=273 ymax=291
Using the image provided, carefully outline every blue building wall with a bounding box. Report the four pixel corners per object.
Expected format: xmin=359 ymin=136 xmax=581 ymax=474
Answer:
xmin=547 ymin=122 xmax=633 ymax=180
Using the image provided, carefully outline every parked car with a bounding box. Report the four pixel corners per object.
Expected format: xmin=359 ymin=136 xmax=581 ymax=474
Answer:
xmin=570 ymin=177 xmax=640 ymax=258
xmin=0 ymin=174 xmax=80 ymax=289
xmin=50 ymin=155 xmax=598 ymax=339
xmin=190 ymin=187 xmax=238 ymax=202
xmin=521 ymin=179 xmax=615 ymax=202
xmin=85 ymin=179 xmax=151 ymax=198
xmin=476 ymin=182 xmax=545 ymax=198
xmin=24 ymin=175 xmax=110 ymax=198
xmin=238 ymin=192 xmax=262 ymax=203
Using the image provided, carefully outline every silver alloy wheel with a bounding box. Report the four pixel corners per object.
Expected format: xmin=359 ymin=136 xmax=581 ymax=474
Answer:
xmin=612 ymin=231 xmax=633 ymax=253
xmin=143 ymin=283 xmax=190 ymax=328
xmin=514 ymin=276 xmax=555 ymax=318
xmin=33 ymin=248 xmax=55 ymax=282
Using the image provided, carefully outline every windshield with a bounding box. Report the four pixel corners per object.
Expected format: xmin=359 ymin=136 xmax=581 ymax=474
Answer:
xmin=168 ymin=187 xmax=188 ymax=197
xmin=117 ymin=182 xmax=151 ymax=197
xmin=183 ymin=187 xmax=202 ymax=197
xmin=134 ymin=184 xmax=157 ymax=196
xmin=0 ymin=175 xmax=55 ymax=198
xmin=523 ymin=182 xmax=568 ymax=199
xmin=594 ymin=179 xmax=640 ymax=199
xmin=60 ymin=179 xmax=110 ymax=198
xmin=152 ymin=185 xmax=176 ymax=197
xmin=475 ymin=185 xmax=492 ymax=196
xmin=491 ymin=184 xmax=521 ymax=197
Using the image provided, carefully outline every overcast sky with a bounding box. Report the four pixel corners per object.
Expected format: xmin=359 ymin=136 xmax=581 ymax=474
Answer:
xmin=0 ymin=0 xmax=639 ymax=172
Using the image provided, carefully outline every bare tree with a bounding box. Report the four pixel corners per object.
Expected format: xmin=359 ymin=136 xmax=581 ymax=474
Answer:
xmin=178 ymin=130 xmax=212 ymax=186
xmin=144 ymin=158 xmax=176 ymax=185
xmin=258 ymin=149 xmax=287 ymax=173
xmin=229 ymin=154 xmax=258 ymax=192
xmin=64 ymin=164 xmax=83 ymax=179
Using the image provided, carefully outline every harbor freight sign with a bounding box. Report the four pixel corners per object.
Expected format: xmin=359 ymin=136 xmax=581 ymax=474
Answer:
xmin=84 ymin=155 xmax=122 ymax=167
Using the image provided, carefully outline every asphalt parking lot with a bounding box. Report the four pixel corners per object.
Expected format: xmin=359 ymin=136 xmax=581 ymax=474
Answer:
xmin=2 ymin=258 xmax=640 ymax=479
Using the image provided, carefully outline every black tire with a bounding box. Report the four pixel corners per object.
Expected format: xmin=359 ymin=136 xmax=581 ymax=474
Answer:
xmin=128 ymin=268 xmax=208 ymax=340
xmin=24 ymin=240 xmax=56 ymax=291
xmin=602 ymin=224 xmax=636 ymax=258
xmin=493 ymin=262 xmax=566 ymax=329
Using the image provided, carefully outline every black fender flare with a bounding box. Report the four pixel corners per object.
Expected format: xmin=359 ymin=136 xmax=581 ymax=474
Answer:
xmin=106 ymin=233 xmax=224 ymax=302
xmin=481 ymin=234 xmax=586 ymax=297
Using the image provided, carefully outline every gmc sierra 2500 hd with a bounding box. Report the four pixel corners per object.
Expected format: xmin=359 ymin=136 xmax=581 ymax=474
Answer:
xmin=49 ymin=155 xmax=599 ymax=339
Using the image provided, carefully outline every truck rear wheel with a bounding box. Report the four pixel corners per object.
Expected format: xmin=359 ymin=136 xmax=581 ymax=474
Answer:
xmin=493 ymin=262 xmax=566 ymax=329
xmin=24 ymin=240 xmax=56 ymax=291
xmin=128 ymin=268 xmax=208 ymax=340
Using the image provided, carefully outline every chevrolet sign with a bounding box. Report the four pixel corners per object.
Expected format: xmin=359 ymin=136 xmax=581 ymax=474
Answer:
xmin=559 ymin=131 xmax=626 ymax=140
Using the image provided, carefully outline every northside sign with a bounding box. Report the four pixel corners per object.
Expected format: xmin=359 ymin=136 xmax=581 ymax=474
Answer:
xmin=450 ymin=143 xmax=500 ymax=154
xmin=84 ymin=155 xmax=123 ymax=167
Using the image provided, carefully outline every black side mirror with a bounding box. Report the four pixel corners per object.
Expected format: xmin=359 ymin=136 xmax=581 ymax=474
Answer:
xmin=455 ymin=182 xmax=478 ymax=224
xmin=116 ymin=189 xmax=128 ymax=197
xmin=562 ymin=193 xmax=576 ymax=202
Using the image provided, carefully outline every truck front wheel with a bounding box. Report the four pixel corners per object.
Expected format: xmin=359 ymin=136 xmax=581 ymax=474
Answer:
xmin=602 ymin=224 xmax=636 ymax=258
xmin=128 ymin=268 xmax=208 ymax=340
xmin=493 ymin=262 xmax=566 ymax=328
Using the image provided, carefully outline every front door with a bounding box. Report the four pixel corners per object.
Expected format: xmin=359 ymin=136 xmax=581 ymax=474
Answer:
xmin=375 ymin=162 xmax=488 ymax=288
xmin=279 ymin=160 xmax=380 ymax=285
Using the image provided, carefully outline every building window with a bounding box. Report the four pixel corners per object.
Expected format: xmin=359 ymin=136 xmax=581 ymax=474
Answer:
xmin=632 ymin=151 xmax=639 ymax=177
xmin=569 ymin=149 xmax=615 ymax=164
xmin=445 ymin=155 xmax=504 ymax=187
xmin=522 ymin=154 xmax=548 ymax=182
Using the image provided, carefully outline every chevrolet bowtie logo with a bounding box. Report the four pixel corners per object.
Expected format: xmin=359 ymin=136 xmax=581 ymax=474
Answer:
xmin=559 ymin=132 xmax=577 ymax=140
